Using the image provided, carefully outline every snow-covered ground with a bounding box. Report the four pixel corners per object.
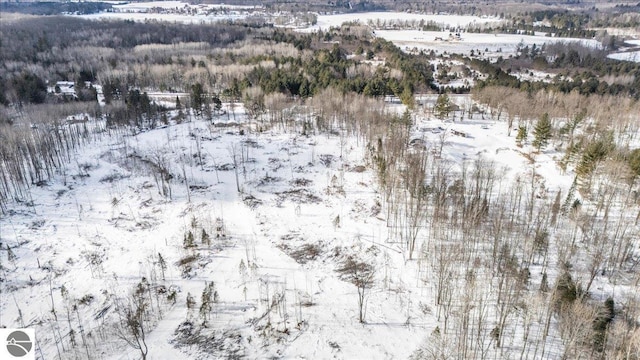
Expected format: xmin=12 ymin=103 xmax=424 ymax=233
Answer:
xmin=606 ymin=39 xmax=640 ymax=63
xmin=374 ymin=30 xmax=602 ymax=58
xmin=75 ymin=1 xmax=261 ymax=23
xmin=512 ymin=69 xmax=558 ymax=83
xmin=293 ymin=12 xmax=603 ymax=60
xmin=0 ymin=106 xmax=426 ymax=359
xmin=1 ymin=96 xmax=590 ymax=359
xmin=112 ymin=1 xmax=258 ymax=11
xmin=303 ymin=12 xmax=502 ymax=32
xmin=607 ymin=39 xmax=640 ymax=63
xmin=607 ymin=50 xmax=640 ymax=63
xmin=77 ymin=11 xmax=250 ymax=24
xmin=75 ymin=9 xmax=500 ymax=31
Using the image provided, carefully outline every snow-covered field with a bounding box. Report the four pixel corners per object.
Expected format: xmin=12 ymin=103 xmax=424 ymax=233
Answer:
xmin=375 ymin=30 xmax=602 ymax=58
xmin=78 ymin=12 xmax=249 ymax=24
xmin=112 ymin=1 xmax=258 ymax=11
xmin=304 ymin=12 xmax=502 ymax=32
xmin=76 ymin=1 xmax=261 ymax=23
xmin=293 ymin=13 xmax=600 ymax=59
xmin=74 ymin=7 xmax=500 ymax=33
xmin=607 ymin=51 xmax=640 ymax=63
xmin=607 ymin=39 xmax=640 ymax=63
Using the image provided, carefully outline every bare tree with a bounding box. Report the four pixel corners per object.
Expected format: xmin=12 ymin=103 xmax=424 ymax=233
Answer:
xmin=114 ymin=280 xmax=151 ymax=360
xmin=403 ymin=151 xmax=429 ymax=260
xmin=229 ymin=144 xmax=242 ymax=193
xmin=336 ymin=255 xmax=375 ymax=323
xmin=558 ymin=301 xmax=598 ymax=359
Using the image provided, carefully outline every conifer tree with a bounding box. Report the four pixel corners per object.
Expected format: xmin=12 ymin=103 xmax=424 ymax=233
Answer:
xmin=6 ymin=245 xmax=16 ymax=263
xmin=400 ymin=86 xmax=414 ymax=109
xmin=199 ymin=282 xmax=216 ymax=325
xmin=157 ymin=253 xmax=167 ymax=281
xmin=516 ymin=125 xmax=527 ymax=147
xmin=576 ymin=134 xmax=614 ymax=179
xmin=186 ymin=293 xmax=195 ymax=310
xmin=434 ymin=93 xmax=453 ymax=120
xmin=183 ymin=231 xmax=195 ymax=249
xmin=190 ymin=83 xmax=206 ymax=116
xmin=212 ymin=94 xmax=222 ymax=115
xmin=201 ymin=229 xmax=210 ymax=247
xmin=532 ymin=113 xmax=552 ymax=151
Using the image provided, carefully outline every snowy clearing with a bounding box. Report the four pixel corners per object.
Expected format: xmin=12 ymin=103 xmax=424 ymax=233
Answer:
xmin=304 ymin=12 xmax=502 ymax=32
xmin=77 ymin=12 xmax=251 ymax=24
xmin=608 ymin=50 xmax=640 ymax=63
xmin=1 ymin=95 xmax=600 ymax=359
xmin=374 ymin=30 xmax=602 ymax=57
xmin=75 ymin=1 xmax=261 ymax=23
xmin=112 ymin=1 xmax=258 ymax=11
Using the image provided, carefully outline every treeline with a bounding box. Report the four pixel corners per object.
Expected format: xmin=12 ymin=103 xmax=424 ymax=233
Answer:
xmin=0 ymin=2 xmax=112 ymax=15
xmin=1 ymin=17 xmax=434 ymax=109
xmin=241 ymin=38 xmax=432 ymax=100
xmin=0 ymin=16 xmax=248 ymax=63
xmin=107 ymin=89 xmax=168 ymax=129
xmin=0 ymin=16 xmax=250 ymax=105
xmin=467 ymin=23 xmax=596 ymax=39
xmin=465 ymin=42 xmax=640 ymax=98
xmin=506 ymin=10 xmax=595 ymax=38
xmin=590 ymin=7 xmax=640 ymax=28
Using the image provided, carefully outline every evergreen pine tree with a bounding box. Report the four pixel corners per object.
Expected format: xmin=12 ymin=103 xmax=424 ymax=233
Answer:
xmin=400 ymin=86 xmax=414 ymax=109
xmin=186 ymin=292 xmax=195 ymax=309
xmin=561 ymin=176 xmax=578 ymax=215
xmin=540 ymin=272 xmax=549 ymax=292
xmin=434 ymin=93 xmax=453 ymax=120
xmin=516 ymin=125 xmax=527 ymax=147
xmin=158 ymin=252 xmax=167 ymax=281
xmin=190 ymin=83 xmax=206 ymax=116
xmin=576 ymin=134 xmax=614 ymax=179
xmin=532 ymin=113 xmax=552 ymax=151
xmin=201 ymin=229 xmax=210 ymax=246
xmin=199 ymin=282 xmax=216 ymax=325
xmin=176 ymin=96 xmax=185 ymax=122
xmin=6 ymin=245 xmax=16 ymax=263
xmin=183 ymin=231 xmax=195 ymax=248
xmin=212 ymin=94 xmax=222 ymax=115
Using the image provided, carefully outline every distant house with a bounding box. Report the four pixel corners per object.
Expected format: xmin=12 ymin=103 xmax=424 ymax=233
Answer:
xmin=48 ymin=81 xmax=100 ymax=102
xmin=49 ymin=81 xmax=77 ymax=98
